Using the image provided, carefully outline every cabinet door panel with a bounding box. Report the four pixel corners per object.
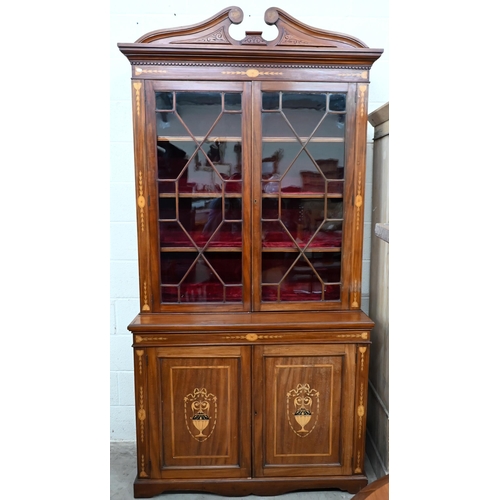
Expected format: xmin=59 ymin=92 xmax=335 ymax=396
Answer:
xmin=148 ymin=346 xmax=251 ymax=478
xmin=254 ymin=344 xmax=356 ymax=476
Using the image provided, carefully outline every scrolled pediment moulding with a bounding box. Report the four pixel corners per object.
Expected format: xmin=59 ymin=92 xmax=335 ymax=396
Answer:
xmin=119 ymin=6 xmax=382 ymax=67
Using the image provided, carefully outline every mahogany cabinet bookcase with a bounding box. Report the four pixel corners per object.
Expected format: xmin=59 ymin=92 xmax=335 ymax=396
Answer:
xmin=118 ymin=6 xmax=383 ymax=498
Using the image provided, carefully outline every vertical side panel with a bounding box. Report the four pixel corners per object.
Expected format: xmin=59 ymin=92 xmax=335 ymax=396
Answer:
xmin=146 ymin=346 xmax=162 ymax=478
xmin=134 ymin=347 xmax=151 ymax=478
xmin=132 ymin=80 xmax=153 ymax=312
xmin=349 ymin=83 xmax=369 ymax=309
xmin=341 ymin=83 xmax=358 ymax=309
xmin=241 ymin=81 xmax=254 ymax=310
xmin=353 ymin=344 xmax=370 ymax=474
xmin=251 ymin=81 xmax=263 ymax=311
xmin=144 ymin=80 xmax=161 ymax=311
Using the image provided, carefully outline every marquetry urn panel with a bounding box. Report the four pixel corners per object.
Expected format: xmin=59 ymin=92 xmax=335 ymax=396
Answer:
xmin=254 ymin=344 xmax=356 ymax=476
xmin=148 ymin=346 xmax=251 ymax=479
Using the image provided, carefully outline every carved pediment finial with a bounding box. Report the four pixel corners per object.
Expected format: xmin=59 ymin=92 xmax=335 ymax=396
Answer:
xmin=241 ymin=31 xmax=267 ymax=45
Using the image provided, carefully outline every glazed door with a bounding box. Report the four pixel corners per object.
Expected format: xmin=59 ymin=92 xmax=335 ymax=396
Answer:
xmin=147 ymin=345 xmax=252 ymax=479
xmin=253 ymin=344 xmax=357 ymax=477
xmin=252 ymin=82 xmax=358 ymax=311
xmin=145 ymin=81 xmax=253 ymax=312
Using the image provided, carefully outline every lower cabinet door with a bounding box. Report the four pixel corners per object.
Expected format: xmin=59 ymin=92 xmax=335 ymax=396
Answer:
xmin=147 ymin=345 xmax=252 ymax=479
xmin=253 ymin=344 xmax=357 ymax=477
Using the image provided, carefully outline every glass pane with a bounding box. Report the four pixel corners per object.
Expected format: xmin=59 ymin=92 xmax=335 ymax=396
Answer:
xmin=262 ymin=112 xmax=293 ymax=138
xmin=317 ymin=158 xmax=343 ymax=180
xmin=262 ymin=220 xmax=295 ymax=248
xmin=262 ymin=198 xmax=279 ymax=219
xmin=262 ymin=92 xmax=280 ymax=110
xmin=206 ymin=253 xmax=242 ymax=284
xmin=175 ymin=92 xmax=222 ymax=137
xmin=294 ymin=143 xmax=344 ymax=193
xmin=211 ymin=114 xmax=241 ymax=140
xmin=262 ymin=199 xmax=343 ymax=249
xmin=309 ymin=252 xmax=341 ymax=283
xmin=156 ymin=110 xmax=188 ymax=137
xmin=157 ymin=139 xmax=189 ymax=180
xmin=292 ymin=151 xmax=325 ymax=194
xmin=281 ymin=93 xmax=327 ymax=138
xmin=206 ymin=221 xmax=242 ymax=248
xmin=329 ymin=93 xmax=346 ymax=111
xmin=161 ymin=252 xmax=197 ymax=285
xmin=314 ymin=113 xmax=345 ymax=139
xmin=281 ymin=255 xmax=323 ymax=301
xmin=156 ymin=92 xmax=174 ymax=111
xmin=181 ymin=257 xmax=224 ymax=303
xmin=262 ymin=253 xmax=289 ymax=283
xmin=160 ymin=253 xmax=242 ymax=303
xmin=324 ymin=284 xmax=341 ymax=301
xmin=224 ymin=93 xmax=241 ymax=111
xmin=159 ymin=221 xmax=192 ymax=247
xmin=306 ymin=142 xmax=345 ymax=178
xmin=283 ymin=93 xmax=326 ymax=111
xmin=261 ymin=142 xmax=301 ymax=193
xmin=261 ymin=91 xmax=346 ymax=196
xmin=301 ymin=198 xmax=343 ymax=247
xmin=158 ymin=197 xmax=176 ymax=219
xmin=261 ymin=252 xmax=342 ymax=303
xmin=158 ymin=196 xmax=242 ymax=249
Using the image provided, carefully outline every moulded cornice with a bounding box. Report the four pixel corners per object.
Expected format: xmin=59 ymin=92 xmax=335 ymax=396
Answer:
xmin=118 ymin=45 xmax=383 ymax=67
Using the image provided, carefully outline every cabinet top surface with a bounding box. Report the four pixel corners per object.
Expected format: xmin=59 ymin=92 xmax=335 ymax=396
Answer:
xmin=129 ymin=310 xmax=374 ymax=332
xmin=118 ymin=6 xmax=383 ymax=67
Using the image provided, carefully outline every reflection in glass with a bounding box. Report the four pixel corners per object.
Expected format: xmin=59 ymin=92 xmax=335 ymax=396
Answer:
xmin=260 ymin=143 xmax=344 ymax=194
xmin=261 ymin=252 xmax=341 ymax=302
xmin=262 ymin=92 xmax=280 ymax=110
xmin=262 ymin=113 xmax=294 ymax=138
xmin=157 ymin=139 xmax=188 ymax=180
xmin=261 ymin=91 xmax=346 ymax=197
xmin=224 ymin=93 xmax=242 ymax=111
xmin=314 ymin=114 xmax=345 ymax=138
xmin=329 ymin=93 xmax=346 ymax=111
xmin=156 ymin=92 xmax=174 ymax=111
xmin=175 ymin=92 xmax=221 ymax=138
xmin=161 ymin=253 xmax=242 ymax=303
xmin=262 ymin=199 xmax=342 ymax=249
xmin=281 ymin=93 xmax=326 ymax=138
xmin=159 ymin=197 xmax=242 ymax=248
